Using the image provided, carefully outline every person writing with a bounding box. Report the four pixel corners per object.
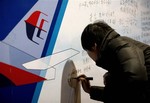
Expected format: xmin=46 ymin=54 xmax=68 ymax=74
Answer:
xmin=77 ymin=20 xmax=150 ymax=103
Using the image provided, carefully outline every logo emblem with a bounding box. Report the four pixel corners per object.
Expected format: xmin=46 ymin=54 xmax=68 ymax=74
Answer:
xmin=25 ymin=11 xmax=48 ymax=45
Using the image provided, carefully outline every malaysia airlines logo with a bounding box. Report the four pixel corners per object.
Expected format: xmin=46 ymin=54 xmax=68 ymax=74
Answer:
xmin=25 ymin=11 xmax=48 ymax=45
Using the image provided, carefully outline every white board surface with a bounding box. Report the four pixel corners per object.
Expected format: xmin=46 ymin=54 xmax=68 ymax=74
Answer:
xmin=39 ymin=0 xmax=150 ymax=103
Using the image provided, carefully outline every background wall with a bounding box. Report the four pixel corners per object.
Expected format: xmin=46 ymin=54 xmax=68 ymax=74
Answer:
xmin=0 ymin=0 xmax=150 ymax=103
xmin=51 ymin=0 xmax=150 ymax=102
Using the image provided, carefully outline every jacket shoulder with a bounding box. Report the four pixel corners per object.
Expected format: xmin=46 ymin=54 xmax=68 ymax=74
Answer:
xmin=108 ymin=36 xmax=129 ymax=52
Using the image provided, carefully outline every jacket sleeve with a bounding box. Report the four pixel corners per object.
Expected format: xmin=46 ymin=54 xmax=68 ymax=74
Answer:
xmin=89 ymin=86 xmax=104 ymax=101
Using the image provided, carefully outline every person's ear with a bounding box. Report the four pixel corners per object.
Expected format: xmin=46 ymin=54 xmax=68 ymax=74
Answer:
xmin=92 ymin=43 xmax=97 ymax=51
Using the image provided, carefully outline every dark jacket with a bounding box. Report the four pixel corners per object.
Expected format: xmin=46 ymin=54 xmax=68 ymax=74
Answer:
xmin=90 ymin=30 xmax=150 ymax=103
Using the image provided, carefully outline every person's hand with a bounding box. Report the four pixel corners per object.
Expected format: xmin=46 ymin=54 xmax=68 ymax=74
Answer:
xmin=77 ymin=74 xmax=91 ymax=93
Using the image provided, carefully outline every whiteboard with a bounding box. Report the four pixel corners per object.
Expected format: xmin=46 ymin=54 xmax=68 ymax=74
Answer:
xmin=39 ymin=0 xmax=150 ymax=103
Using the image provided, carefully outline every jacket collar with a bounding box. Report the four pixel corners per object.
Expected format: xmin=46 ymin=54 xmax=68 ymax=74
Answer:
xmin=99 ymin=30 xmax=120 ymax=52
xmin=96 ymin=30 xmax=120 ymax=67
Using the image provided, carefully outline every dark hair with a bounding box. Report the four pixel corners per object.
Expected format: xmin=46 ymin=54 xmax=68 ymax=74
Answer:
xmin=81 ymin=20 xmax=113 ymax=51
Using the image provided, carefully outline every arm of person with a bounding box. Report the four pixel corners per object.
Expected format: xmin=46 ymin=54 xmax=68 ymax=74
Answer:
xmin=89 ymin=86 xmax=105 ymax=101
xmin=77 ymin=74 xmax=105 ymax=101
